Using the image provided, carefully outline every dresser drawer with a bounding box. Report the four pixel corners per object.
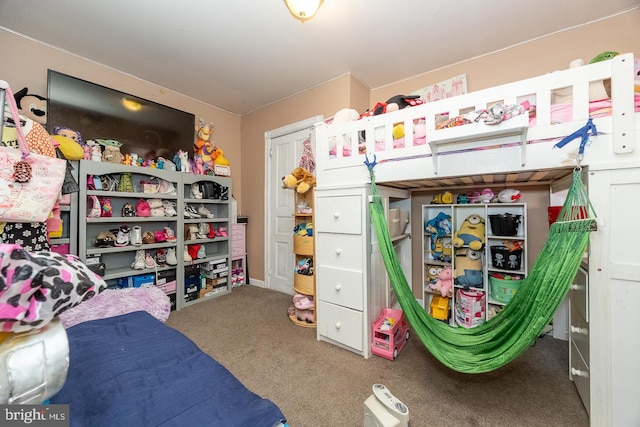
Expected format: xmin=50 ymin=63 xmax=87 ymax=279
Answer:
xmin=570 ymin=266 xmax=588 ymax=322
xmin=317 ymin=301 xmax=364 ymax=352
xmin=316 ymin=233 xmax=363 ymax=271
xmin=570 ymin=339 xmax=591 ymax=416
xmin=318 ymin=266 xmax=363 ymax=311
xmin=315 ymin=194 xmax=362 ymax=234
xmin=570 ymin=301 xmax=590 ymax=368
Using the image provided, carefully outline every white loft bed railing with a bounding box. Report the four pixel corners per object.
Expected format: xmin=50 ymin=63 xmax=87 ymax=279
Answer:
xmin=314 ymin=53 xmax=638 ymax=188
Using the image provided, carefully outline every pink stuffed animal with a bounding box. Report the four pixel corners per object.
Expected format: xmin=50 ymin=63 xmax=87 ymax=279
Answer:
xmin=429 ymin=266 xmax=453 ymax=298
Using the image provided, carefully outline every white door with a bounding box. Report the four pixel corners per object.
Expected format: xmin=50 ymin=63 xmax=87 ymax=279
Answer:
xmin=265 ymin=116 xmax=322 ymax=295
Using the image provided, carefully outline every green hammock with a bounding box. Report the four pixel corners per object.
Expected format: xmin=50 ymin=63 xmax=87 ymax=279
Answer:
xmin=367 ymin=163 xmax=596 ymax=373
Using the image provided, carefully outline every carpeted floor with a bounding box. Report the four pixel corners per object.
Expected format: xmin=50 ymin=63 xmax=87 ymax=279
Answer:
xmin=165 ymin=285 xmax=589 ymax=427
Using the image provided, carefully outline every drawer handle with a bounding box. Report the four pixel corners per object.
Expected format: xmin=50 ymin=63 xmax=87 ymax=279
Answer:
xmin=335 ymin=284 xmax=342 ymax=291
xmin=570 ymin=326 xmax=588 ymax=335
xmin=335 ymin=248 xmax=342 ymax=255
xmin=335 ymin=322 xmax=341 ymax=329
xmin=570 ymin=284 xmax=585 ymax=291
xmin=571 ymin=367 xmax=589 ymax=378
xmin=333 ymin=212 xmax=340 ymax=219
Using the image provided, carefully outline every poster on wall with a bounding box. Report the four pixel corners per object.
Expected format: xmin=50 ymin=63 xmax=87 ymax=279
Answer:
xmin=411 ymin=74 xmax=467 ymax=103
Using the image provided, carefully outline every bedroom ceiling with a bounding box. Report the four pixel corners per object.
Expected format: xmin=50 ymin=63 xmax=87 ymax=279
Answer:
xmin=0 ymin=1 xmax=638 ymax=116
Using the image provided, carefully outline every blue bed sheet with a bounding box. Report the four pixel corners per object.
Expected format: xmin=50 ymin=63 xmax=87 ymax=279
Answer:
xmin=50 ymin=311 xmax=286 ymax=427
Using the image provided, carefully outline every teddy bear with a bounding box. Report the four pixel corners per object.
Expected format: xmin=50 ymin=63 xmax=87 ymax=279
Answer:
xmin=429 ymin=266 xmax=453 ymax=297
xmin=452 ymin=213 xmax=486 ymax=250
xmin=281 ymin=166 xmax=316 ymax=194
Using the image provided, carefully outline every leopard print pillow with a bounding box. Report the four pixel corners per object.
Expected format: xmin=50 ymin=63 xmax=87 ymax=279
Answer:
xmin=0 ymin=244 xmax=107 ymax=332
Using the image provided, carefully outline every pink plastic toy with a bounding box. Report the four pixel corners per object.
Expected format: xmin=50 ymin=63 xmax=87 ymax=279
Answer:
xmin=372 ymin=308 xmax=409 ymax=360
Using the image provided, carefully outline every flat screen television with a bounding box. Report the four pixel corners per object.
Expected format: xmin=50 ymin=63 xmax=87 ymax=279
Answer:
xmin=47 ymin=70 xmax=195 ymax=161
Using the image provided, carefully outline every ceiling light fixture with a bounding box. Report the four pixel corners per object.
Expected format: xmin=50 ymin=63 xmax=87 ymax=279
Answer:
xmin=283 ymin=0 xmax=323 ymax=23
xmin=122 ymin=98 xmax=142 ymax=111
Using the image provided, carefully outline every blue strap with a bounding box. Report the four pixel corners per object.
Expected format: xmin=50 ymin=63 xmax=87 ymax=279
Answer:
xmin=554 ymin=118 xmax=598 ymax=156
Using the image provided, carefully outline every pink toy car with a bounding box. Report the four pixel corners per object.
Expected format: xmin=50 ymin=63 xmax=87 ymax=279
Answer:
xmin=372 ymin=308 xmax=409 ymax=360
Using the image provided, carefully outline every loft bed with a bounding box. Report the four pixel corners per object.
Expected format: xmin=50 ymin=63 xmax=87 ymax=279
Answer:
xmin=314 ymin=53 xmax=639 ymax=188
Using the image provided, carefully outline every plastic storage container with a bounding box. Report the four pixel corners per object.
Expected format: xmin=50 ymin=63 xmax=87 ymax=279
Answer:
xmin=488 ymin=213 xmax=521 ymax=236
xmin=490 ymin=246 xmax=523 ymax=270
xmin=489 ymin=274 xmax=523 ymax=303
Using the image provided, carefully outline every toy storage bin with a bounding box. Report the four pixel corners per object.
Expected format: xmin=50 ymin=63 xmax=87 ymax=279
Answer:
xmin=429 ymin=295 xmax=450 ymax=321
xmin=488 ymin=213 xmax=521 ymax=236
xmin=293 ymin=234 xmax=314 ymax=256
xmin=454 ymin=289 xmax=486 ymax=328
xmin=489 ymin=274 xmax=523 ymax=303
xmin=490 ymin=245 xmax=523 ymax=270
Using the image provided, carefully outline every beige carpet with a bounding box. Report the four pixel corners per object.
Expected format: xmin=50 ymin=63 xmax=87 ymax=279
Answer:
xmin=165 ymin=285 xmax=589 ymax=427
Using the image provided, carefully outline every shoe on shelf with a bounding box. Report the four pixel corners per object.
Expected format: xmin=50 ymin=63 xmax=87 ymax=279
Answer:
xmin=154 ymin=229 xmax=167 ymax=243
xmin=197 ymin=223 xmax=208 ymax=239
xmin=189 ymin=224 xmax=199 ymax=241
xmin=158 ymin=179 xmax=176 ymax=195
xmin=154 ymin=249 xmax=166 ymax=266
xmin=144 ymin=252 xmax=156 ymax=269
xmin=142 ymin=231 xmax=156 ymax=245
xmin=122 ymin=203 xmax=135 ymax=217
xmin=166 ymin=248 xmax=178 ymax=266
xmin=207 ymin=223 xmax=216 ymax=239
xmin=136 ymin=199 xmax=151 ymax=217
xmin=131 ymin=249 xmax=145 ymax=270
xmin=94 ymin=231 xmax=116 ymax=248
xmin=148 ymin=199 xmax=163 ymax=209
xmin=187 ymin=244 xmax=200 ymax=261
xmin=115 ymin=225 xmax=130 ymax=247
xmin=197 ymin=245 xmax=206 ymax=259
xmin=163 ymin=226 xmax=177 ymax=242
xmin=217 ymin=226 xmax=227 ymax=237
xmin=150 ymin=207 xmax=165 ymax=217
xmin=184 ymin=204 xmax=199 ymax=218
xmin=163 ymin=200 xmax=177 ymax=217
xmin=190 ymin=183 xmax=203 ymax=199
xmin=197 ymin=204 xmax=214 ymax=219
xmin=184 ymin=245 xmax=193 ymax=262
xmin=131 ymin=226 xmax=143 ymax=246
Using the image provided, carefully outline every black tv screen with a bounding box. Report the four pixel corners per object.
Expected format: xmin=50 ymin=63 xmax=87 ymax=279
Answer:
xmin=47 ymin=70 xmax=195 ymax=161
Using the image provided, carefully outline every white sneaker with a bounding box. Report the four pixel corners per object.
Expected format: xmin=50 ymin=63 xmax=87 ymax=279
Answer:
xmin=197 ymin=245 xmax=206 ymax=258
xmin=198 ymin=204 xmax=214 ymax=218
xmin=166 ymin=248 xmax=178 ymax=265
xmin=163 ymin=200 xmax=177 ymax=217
xmin=184 ymin=245 xmax=192 ymax=262
xmin=190 ymin=183 xmax=203 ymax=199
xmin=184 ymin=204 xmax=199 ymax=218
xmin=131 ymin=249 xmax=145 ymax=270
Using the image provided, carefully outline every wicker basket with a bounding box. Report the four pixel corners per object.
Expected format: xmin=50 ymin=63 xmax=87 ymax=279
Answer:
xmin=293 ymin=234 xmax=314 ymax=255
xmin=293 ymin=273 xmax=314 ymax=295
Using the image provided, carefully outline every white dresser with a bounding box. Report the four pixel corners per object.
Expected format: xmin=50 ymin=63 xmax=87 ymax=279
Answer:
xmin=314 ymin=185 xmax=410 ymax=358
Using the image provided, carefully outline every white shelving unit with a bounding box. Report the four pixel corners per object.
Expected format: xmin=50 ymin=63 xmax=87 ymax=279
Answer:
xmin=422 ymin=202 xmax=527 ymax=326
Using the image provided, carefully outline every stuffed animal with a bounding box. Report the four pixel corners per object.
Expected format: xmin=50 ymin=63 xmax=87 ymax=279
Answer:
xmin=85 ymin=140 xmax=103 ymax=162
xmin=361 ymin=95 xmax=424 ymax=117
xmin=14 ymin=87 xmax=47 ymax=125
xmin=454 ymin=248 xmax=483 ymax=288
xmin=53 ymin=126 xmax=84 ymax=146
xmin=552 ymin=53 xmax=618 ymax=103
xmin=194 ymin=118 xmax=215 ymax=163
xmin=51 ymin=135 xmax=84 ymax=160
xmin=329 ymin=108 xmax=359 ymax=157
xmin=101 ymin=145 xmax=123 ymax=164
xmin=425 ymin=265 xmax=443 ymax=285
xmin=498 ymin=188 xmax=521 ymax=203
xmin=281 ymin=166 xmax=316 ymax=194
xmin=477 ymin=188 xmax=494 ymax=203
xmin=429 ymin=266 xmax=453 ymax=297
xmin=452 ymin=214 xmax=486 ymax=250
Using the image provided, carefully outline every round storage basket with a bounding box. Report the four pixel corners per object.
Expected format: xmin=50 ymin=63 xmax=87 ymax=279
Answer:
xmin=293 ymin=234 xmax=314 ymax=256
xmin=293 ymin=273 xmax=314 ymax=295
xmin=454 ymin=288 xmax=486 ymax=328
xmin=489 ymin=275 xmax=523 ymax=304
xmin=488 ymin=213 xmax=521 ymax=236
xmin=490 ymin=246 xmax=523 ymax=270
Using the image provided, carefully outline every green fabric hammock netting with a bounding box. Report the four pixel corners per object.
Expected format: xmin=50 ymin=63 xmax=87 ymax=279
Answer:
xmin=367 ymin=164 xmax=596 ymax=374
